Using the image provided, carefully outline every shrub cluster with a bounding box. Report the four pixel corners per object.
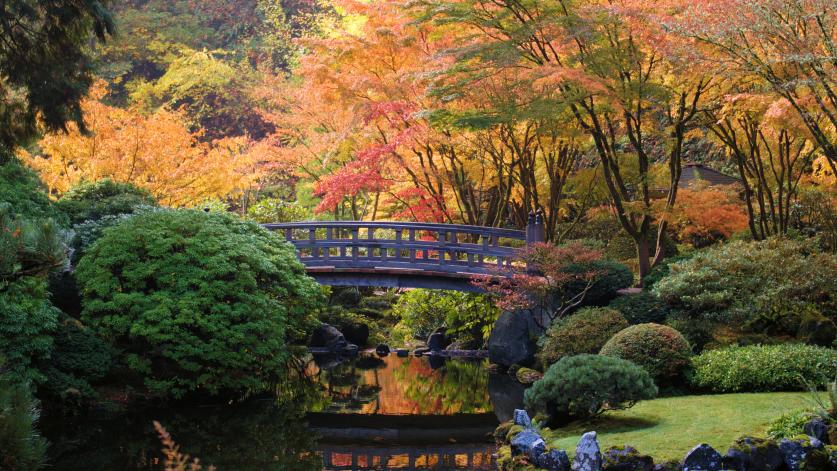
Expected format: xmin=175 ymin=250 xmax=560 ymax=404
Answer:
xmin=538 ymin=308 xmax=628 ymax=367
xmin=76 ymin=209 xmax=324 ymax=398
xmin=524 ymin=354 xmax=657 ymax=423
xmin=57 ymin=179 xmax=157 ymax=225
xmin=562 ymin=260 xmax=634 ymax=307
xmin=608 ymin=292 xmax=670 ymax=325
xmin=600 ymin=323 xmax=692 ymax=382
xmin=690 ymin=344 xmax=837 ymax=393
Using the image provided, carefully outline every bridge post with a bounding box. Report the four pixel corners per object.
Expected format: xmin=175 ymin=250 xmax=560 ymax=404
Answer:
xmin=525 ymin=208 xmax=545 ymax=245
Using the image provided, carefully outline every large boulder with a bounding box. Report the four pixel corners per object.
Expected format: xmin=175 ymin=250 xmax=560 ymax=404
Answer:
xmin=602 ymin=446 xmax=654 ymax=471
xmin=427 ymin=327 xmax=450 ymax=352
xmin=803 ymin=418 xmax=829 ymax=444
xmin=488 ymin=309 xmax=542 ymax=366
xmin=682 ymin=444 xmax=722 ymax=471
xmin=310 ymin=324 xmax=348 ymax=353
xmin=572 ymin=431 xmax=603 ymax=471
xmin=510 ymin=429 xmax=547 ymax=461
xmin=724 ymin=437 xmax=784 ymax=471
xmin=538 ymin=449 xmax=572 ymax=471
xmin=778 ymin=436 xmax=828 ymax=470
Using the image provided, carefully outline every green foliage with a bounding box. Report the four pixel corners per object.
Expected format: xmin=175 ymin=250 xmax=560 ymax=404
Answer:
xmin=766 ymin=409 xmax=816 ymax=440
xmin=600 ymin=323 xmax=692 ymax=382
xmin=652 ymin=239 xmax=837 ymax=332
xmin=390 ymin=289 xmax=499 ymax=344
xmin=607 ymin=291 xmax=670 ymax=325
xmin=0 ymin=369 xmax=48 ymax=471
xmin=57 ymin=179 xmax=157 ymax=225
xmin=41 ymin=316 xmax=113 ymax=403
xmin=690 ymin=344 xmax=837 ymax=393
xmin=247 ymin=198 xmax=311 ymax=223
xmin=538 ymin=307 xmax=628 ymax=367
xmin=562 ymin=260 xmax=634 ymax=307
xmin=665 ymin=312 xmax=714 ymax=353
xmin=0 ymin=0 xmax=112 ymax=153
xmin=75 ymin=209 xmax=324 ymax=398
xmin=524 ymin=354 xmax=657 ymax=423
xmin=0 ymin=159 xmax=66 ymax=224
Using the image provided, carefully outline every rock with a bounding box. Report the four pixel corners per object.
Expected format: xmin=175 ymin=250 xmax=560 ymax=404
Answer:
xmin=510 ymin=429 xmax=546 ymax=461
xmin=682 ymin=444 xmax=722 ymax=471
xmin=803 ymin=418 xmax=829 ymax=444
xmin=342 ymin=323 xmax=369 ymax=346
xmin=513 ymin=409 xmax=532 ymax=428
xmin=375 ymin=344 xmax=390 ymax=356
xmin=652 ymin=461 xmax=682 ymax=471
xmin=488 ymin=309 xmax=541 ymax=366
xmin=572 ymin=431 xmax=603 ymax=471
xmin=537 ymin=449 xmax=571 ymax=471
xmin=828 ymin=446 xmax=837 ymax=469
xmin=427 ymin=327 xmax=450 ymax=351
xmin=602 ymin=445 xmax=654 ymax=471
xmin=310 ymin=324 xmax=348 ymax=353
xmin=341 ymin=344 xmax=359 ymax=356
xmin=724 ymin=437 xmax=783 ymax=471
xmin=516 ymin=367 xmax=543 ymax=384
xmin=779 ymin=436 xmax=829 ymax=470
xmin=395 ymin=348 xmax=409 ymax=357
xmin=413 ymin=347 xmax=430 ymax=357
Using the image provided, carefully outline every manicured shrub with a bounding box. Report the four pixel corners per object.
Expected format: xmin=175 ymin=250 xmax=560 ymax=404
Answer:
xmin=608 ymin=291 xmax=670 ymax=325
xmin=690 ymin=344 xmax=837 ymax=393
xmin=652 ymin=239 xmax=837 ymax=333
xmin=538 ymin=308 xmax=628 ymax=367
xmin=57 ymin=179 xmax=157 ymax=225
xmin=600 ymin=323 xmax=692 ymax=382
xmin=76 ymin=209 xmax=324 ymax=398
xmin=524 ymin=354 xmax=657 ymax=423
xmin=562 ymin=260 xmax=634 ymax=307
xmin=0 ymin=370 xmax=48 ymax=471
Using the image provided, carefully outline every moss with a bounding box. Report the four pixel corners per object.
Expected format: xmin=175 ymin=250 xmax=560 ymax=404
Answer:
xmin=507 ymin=424 xmax=525 ymax=441
xmin=516 ymin=367 xmax=543 ymax=384
xmin=495 ymin=421 xmax=514 ymax=444
xmin=730 ymin=436 xmax=778 ymax=453
xmin=496 ymin=446 xmax=539 ymax=471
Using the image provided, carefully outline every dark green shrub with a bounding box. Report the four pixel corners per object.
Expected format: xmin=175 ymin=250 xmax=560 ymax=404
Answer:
xmin=665 ymin=313 xmax=714 ymax=353
xmin=0 ymin=159 xmax=66 ymax=224
xmin=57 ymin=179 xmax=157 ymax=225
xmin=76 ymin=209 xmax=324 ymax=398
xmin=690 ymin=344 xmax=837 ymax=393
xmin=652 ymin=239 xmax=837 ymax=332
xmin=0 ymin=369 xmax=48 ymax=471
xmin=562 ymin=260 xmax=634 ymax=307
xmin=608 ymin=291 xmax=670 ymax=325
xmin=796 ymin=310 xmax=837 ymax=347
xmin=524 ymin=354 xmax=657 ymax=423
xmin=41 ymin=316 xmax=113 ymax=403
xmin=600 ymin=323 xmax=692 ymax=382
xmin=538 ymin=307 xmax=628 ymax=367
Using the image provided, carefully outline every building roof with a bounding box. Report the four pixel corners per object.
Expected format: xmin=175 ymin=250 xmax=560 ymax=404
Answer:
xmin=679 ymin=163 xmax=740 ymax=188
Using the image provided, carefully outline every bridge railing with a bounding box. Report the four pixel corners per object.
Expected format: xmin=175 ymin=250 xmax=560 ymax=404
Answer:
xmin=263 ymin=219 xmax=542 ymax=275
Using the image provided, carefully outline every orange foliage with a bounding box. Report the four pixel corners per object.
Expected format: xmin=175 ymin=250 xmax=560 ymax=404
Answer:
xmin=670 ymin=184 xmax=749 ymax=246
xmin=21 ymin=84 xmax=258 ymax=207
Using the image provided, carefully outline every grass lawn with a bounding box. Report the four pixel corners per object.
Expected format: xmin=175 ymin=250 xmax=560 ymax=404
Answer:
xmin=541 ymin=392 xmax=817 ymax=462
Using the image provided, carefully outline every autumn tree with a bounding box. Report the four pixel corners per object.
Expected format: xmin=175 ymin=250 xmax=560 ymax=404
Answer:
xmin=417 ymin=0 xmax=712 ymax=283
xmin=20 ymin=84 xmax=257 ymax=207
xmin=0 ymin=0 xmax=113 ymax=158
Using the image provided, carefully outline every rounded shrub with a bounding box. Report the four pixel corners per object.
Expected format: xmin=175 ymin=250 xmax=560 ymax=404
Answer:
xmin=607 ymin=291 xmax=670 ymax=325
xmin=57 ymin=179 xmax=157 ymax=225
xmin=600 ymin=323 xmax=692 ymax=382
xmin=0 ymin=159 xmax=67 ymax=224
xmin=538 ymin=307 xmax=628 ymax=367
xmin=524 ymin=354 xmax=657 ymax=423
xmin=76 ymin=209 xmax=324 ymax=398
xmin=689 ymin=344 xmax=837 ymax=393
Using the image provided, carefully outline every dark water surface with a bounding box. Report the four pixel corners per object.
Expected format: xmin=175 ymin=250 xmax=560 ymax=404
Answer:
xmin=41 ymin=353 xmax=526 ymax=471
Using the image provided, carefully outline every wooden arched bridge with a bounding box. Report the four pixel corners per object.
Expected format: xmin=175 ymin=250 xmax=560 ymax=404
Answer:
xmin=264 ymin=213 xmax=545 ymax=292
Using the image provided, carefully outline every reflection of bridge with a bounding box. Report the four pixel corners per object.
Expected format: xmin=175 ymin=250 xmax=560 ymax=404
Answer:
xmin=265 ymin=216 xmax=545 ymax=291
xmin=318 ymin=443 xmax=494 ymax=470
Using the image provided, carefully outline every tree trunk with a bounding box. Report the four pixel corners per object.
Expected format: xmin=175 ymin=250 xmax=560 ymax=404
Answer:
xmin=636 ymin=236 xmax=652 ymax=287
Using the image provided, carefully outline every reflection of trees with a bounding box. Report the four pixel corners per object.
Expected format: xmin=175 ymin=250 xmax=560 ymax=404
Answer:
xmin=42 ymin=387 xmax=324 ymax=470
xmin=393 ymin=359 xmax=492 ymax=414
xmin=310 ymin=357 xmax=382 ymax=413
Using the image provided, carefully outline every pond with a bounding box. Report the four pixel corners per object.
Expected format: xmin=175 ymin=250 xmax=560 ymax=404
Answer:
xmin=41 ymin=352 xmax=527 ymax=470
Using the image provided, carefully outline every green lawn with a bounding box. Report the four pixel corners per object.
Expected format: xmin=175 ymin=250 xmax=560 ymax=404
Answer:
xmin=541 ymin=392 xmax=817 ymax=462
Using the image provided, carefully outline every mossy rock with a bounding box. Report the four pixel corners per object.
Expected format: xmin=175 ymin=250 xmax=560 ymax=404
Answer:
xmin=826 ymin=445 xmax=837 ymax=469
xmin=602 ymin=445 xmax=654 ymax=471
xmin=516 ymin=368 xmax=543 ymax=384
xmin=726 ymin=436 xmax=783 ymax=471
xmin=780 ymin=435 xmax=829 ymax=470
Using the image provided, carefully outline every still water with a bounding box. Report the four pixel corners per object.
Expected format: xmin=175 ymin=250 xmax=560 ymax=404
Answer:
xmin=41 ymin=353 xmax=527 ymax=471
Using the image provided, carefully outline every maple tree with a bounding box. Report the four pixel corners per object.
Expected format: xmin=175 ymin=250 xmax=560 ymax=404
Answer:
xmin=20 ymin=85 xmax=257 ymax=207
xmin=669 ymin=183 xmax=749 ymax=247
